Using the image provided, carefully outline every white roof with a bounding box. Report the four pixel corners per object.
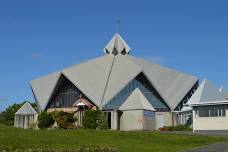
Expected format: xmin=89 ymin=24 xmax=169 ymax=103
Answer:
xmin=100 ymin=54 xmax=142 ymax=107
xmin=219 ymin=86 xmax=228 ymax=98
xmin=189 ymin=100 xmax=228 ymax=106
xmin=62 ymin=55 xmax=114 ymax=108
xmin=187 ymin=79 xmax=226 ymax=106
xmin=126 ymin=55 xmax=198 ymax=110
xmin=15 ymin=102 xmax=37 ymax=115
xmin=119 ymin=88 xmax=155 ymax=111
xmin=31 ymin=33 xmax=198 ymax=111
xmin=180 ymin=106 xmax=192 ymax=112
xmin=30 ymin=71 xmax=61 ymax=111
xmin=103 ymin=33 xmax=131 ymax=55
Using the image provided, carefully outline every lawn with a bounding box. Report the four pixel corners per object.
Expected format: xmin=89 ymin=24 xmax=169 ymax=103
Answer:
xmin=0 ymin=123 xmax=228 ymax=152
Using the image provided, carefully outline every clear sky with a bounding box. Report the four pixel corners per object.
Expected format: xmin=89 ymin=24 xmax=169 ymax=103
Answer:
xmin=0 ymin=0 xmax=228 ymax=111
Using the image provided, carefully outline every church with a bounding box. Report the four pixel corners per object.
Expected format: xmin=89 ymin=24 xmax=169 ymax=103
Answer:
xmin=30 ymin=33 xmax=198 ymax=130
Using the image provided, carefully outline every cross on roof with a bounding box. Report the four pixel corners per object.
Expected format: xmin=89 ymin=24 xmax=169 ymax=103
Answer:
xmin=115 ymin=16 xmax=120 ymax=33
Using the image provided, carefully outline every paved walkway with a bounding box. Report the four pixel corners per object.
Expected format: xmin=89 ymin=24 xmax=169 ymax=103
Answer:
xmin=183 ymin=143 xmax=228 ymax=152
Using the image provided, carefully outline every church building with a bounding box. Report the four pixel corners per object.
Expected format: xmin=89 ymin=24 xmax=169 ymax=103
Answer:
xmin=30 ymin=33 xmax=198 ymax=130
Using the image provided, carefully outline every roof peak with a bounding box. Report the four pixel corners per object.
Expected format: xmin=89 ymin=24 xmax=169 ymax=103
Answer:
xmin=15 ymin=102 xmax=37 ymax=115
xmin=119 ymin=88 xmax=155 ymax=111
xmin=187 ymin=78 xmax=226 ymax=105
xmin=103 ymin=33 xmax=131 ymax=56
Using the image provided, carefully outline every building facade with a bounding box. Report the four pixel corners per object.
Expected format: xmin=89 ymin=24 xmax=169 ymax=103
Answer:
xmin=30 ymin=33 xmax=198 ymax=130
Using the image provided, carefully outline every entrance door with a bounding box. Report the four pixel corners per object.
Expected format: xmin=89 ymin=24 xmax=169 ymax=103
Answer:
xmin=156 ymin=114 xmax=164 ymax=130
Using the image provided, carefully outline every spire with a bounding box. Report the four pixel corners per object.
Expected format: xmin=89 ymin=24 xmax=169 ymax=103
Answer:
xmin=103 ymin=33 xmax=131 ymax=56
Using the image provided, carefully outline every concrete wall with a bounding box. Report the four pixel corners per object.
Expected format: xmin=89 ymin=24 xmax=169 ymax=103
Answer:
xmin=120 ymin=110 xmax=144 ymax=130
xmin=116 ymin=110 xmax=174 ymax=131
xmin=193 ymin=108 xmax=228 ymax=131
xmin=155 ymin=112 xmax=173 ymax=128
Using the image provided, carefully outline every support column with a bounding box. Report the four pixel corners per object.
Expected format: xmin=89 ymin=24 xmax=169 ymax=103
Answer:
xmin=111 ymin=110 xmax=118 ymax=130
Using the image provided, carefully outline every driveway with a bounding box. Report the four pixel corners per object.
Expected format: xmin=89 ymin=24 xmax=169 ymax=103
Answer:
xmin=183 ymin=143 xmax=228 ymax=152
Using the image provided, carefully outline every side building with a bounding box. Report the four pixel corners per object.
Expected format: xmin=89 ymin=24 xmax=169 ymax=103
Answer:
xmin=187 ymin=79 xmax=228 ymax=134
xmin=30 ymin=33 xmax=198 ymax=130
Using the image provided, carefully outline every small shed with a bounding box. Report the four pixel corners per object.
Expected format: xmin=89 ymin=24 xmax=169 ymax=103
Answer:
xmin=14 ymin=102 xmax=38 ymax=129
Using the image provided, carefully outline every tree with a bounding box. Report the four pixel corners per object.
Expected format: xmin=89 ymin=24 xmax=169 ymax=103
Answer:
xmin=82 ymin=109 xmax=101 ymax=129
xmin=38 ymin=111 xmax=54 ymax=129
xmin=82 ymin=109 xmax=108 ymax=130
xmin=97 ymin=112 xmax=108 ymax=130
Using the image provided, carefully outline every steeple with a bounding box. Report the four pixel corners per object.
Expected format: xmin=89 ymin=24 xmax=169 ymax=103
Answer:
xmin=103 ymin=33 xmax=131 ymax=56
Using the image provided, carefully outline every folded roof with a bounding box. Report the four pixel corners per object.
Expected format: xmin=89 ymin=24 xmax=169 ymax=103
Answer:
xmin=30 ymin=33 xmax=198 ymax=111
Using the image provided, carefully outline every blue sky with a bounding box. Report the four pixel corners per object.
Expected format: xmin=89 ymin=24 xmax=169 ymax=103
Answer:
xmin=0 ymin=0 xmax=228 ymax=111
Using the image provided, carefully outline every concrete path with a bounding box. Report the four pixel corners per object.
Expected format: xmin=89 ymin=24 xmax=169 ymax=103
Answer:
xmin=183 ymin=143 xmax=228 ymax=152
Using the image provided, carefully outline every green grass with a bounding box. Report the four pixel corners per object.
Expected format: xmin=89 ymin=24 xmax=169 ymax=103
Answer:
xmin=0 ymin=123 xmax=228 ymax=152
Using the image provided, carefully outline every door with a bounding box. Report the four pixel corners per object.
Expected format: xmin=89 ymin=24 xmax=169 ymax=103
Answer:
xmin=156 ymin=114 xmax=164 ymax=130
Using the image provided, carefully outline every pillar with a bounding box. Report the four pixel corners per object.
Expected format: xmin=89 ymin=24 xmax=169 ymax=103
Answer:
xmin=111 ymin=110 xmax=118 ymax=130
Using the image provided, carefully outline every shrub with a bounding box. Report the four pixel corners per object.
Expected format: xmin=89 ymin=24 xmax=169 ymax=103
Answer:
xmin=82 ymin=109 xmax=108 ymax=130
xmin=159 ymin=125 xmax=192 ymax=131
xmin=52 ymin=111 xmax=76 ymax=129
xmin=97 ymin=112 xmax=108 ymax=130
xmin=38 ymin=111 xmax=54 ymax=129
xmin=82 ymin=109 xmax=101 ymax=129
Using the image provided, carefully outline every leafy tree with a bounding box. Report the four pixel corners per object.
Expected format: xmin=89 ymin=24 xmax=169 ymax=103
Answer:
xmin=38 ymin=111 xmax=54 ymax=129
xmin=82 ymin=109 xmax=101 ymax=129
xmin=0 ymin=101 xmax=37 ymax=126
xmin=82 ymin=109 xmax=108 ymax=130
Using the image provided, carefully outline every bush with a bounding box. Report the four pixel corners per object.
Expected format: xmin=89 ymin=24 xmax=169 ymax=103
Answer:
xmin=82 ymin=109 xmax=108 ymax=130
xmin=97 ymin=112 xmax=108 ymax=130
xmin=52 ymin=111 xmax=76 ymax=129
xmin=38 ymin=111 xmax=54 ymax=129
xmin=159 ymin=125 xmax=192 ymax=131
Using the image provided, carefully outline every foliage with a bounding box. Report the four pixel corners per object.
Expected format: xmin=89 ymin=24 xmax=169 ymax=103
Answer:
xmin=0 ymin=122 xmax=228 ymax=152
xmin=82 ymin=109 xmax=101 ymax=129
xmin=0 ymin=101 xmax=37 ymax=126
xmin=38 ymin=111 xmax=54 ymax=129
xmin=159 ymin=125 xmax=192 ymax=131
xmin=52 ymin=111 xmax=76 ymax=129
xmin=97 ymin=112 xmax=108 ymax=130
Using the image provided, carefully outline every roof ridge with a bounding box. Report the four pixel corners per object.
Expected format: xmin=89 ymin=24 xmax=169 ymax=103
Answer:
xmin=99 ymin=56 xmax=116 ymax=108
